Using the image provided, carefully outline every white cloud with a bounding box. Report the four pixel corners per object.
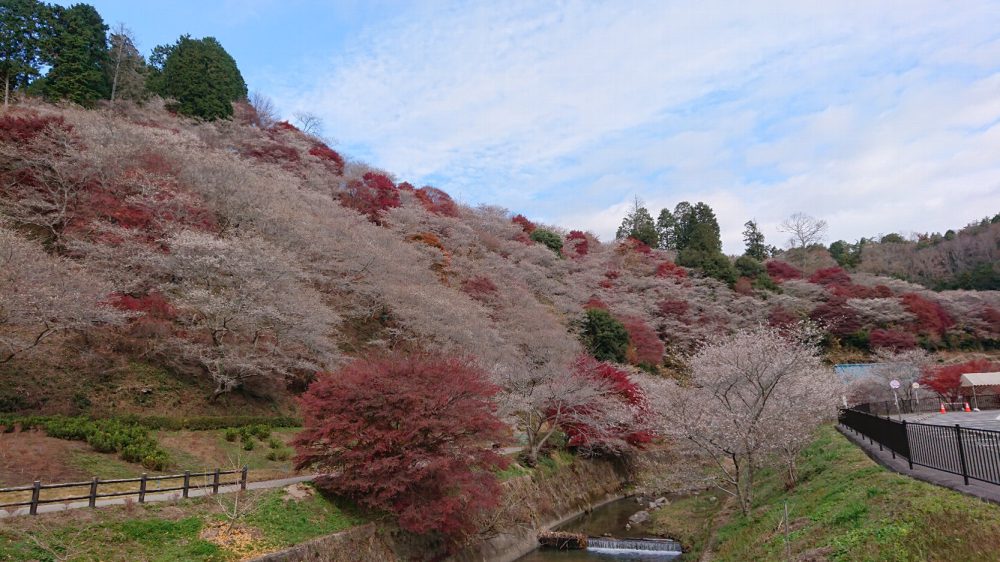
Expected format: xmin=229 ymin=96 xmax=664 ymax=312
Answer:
xmin=275 ymin=0 xmax=1000 ymax=253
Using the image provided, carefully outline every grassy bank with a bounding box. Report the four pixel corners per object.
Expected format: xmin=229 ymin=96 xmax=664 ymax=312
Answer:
xmin=0 ymin=484 xmax=361 ymax=561
xmin=650 ymin=425 xmax=1000 ymax=561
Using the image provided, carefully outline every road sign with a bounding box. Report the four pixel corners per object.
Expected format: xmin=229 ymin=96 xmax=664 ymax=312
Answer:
xmin=890 ymin=379 xmax=900 ymax=389
xmin=912 ymin=382 xmax=920 ymax=389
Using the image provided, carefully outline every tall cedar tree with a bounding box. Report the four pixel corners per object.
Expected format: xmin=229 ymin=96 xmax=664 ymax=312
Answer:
xmin=616 ymin=197 xmax=658 ymax=248
xmin=151 ymin=35 xmax=246 ymax=120
xmin=0 ymin=0 xmax=49 ymax=108
xmin=43 ymin=3 xmax=109 ymax=107
xmin=743 ymin=219 xmax=769 ymax=260
xmin=655 ymin=207 xmax=676 ymax=249
xmin=292 ymin=355 xmax=509 ymax=543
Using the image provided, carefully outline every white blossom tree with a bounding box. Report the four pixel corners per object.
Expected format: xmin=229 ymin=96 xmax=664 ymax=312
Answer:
xmin=0 ymin=225 xmax=125 ymax=364
xmin=657 ymin=323 xmax=837 ymax=515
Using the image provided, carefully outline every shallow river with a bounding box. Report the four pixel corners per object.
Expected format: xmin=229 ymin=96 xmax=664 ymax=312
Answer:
xmin=516 ymin=496 xmax=683 ymax=561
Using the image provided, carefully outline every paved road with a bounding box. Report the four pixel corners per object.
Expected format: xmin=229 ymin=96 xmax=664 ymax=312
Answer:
xmin=0 ymin=475 xmax=314 ymax=519
xmin=901 ymin=410 xmax=1000 ymax=431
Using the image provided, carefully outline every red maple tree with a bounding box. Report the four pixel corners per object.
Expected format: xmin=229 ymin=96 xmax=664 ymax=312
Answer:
xmin=340 ymin=172 xmax=400 ymax=223
xmin=559 ymin=356 xmax=654 ymax=451
xmin=621 ymin=316 xmax=664 ymax=368
xmin=808 ymin=267 xmax=851 ymax=286
xmin=655 ymin=261 xmax=687 ymax=279
xmin=511 ymin=214 xmax=536 ymax=233
xmin=565 ymin=230 xmax=589 ymax=256
xmin=766 ymin=260 xmax=802 ymax=282
xmin=869 ymin=328 xmax=917 ymax=350
xmin=414 ymin=186 xmax=459 ymax=217
xmin=293 ymin=354 xmax=509 ymax=542
xmin=901 ymin=293 xmax=954 ymax=338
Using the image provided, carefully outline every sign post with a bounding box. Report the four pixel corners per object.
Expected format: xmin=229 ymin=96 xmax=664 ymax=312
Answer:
xmin=890 ymin=379 xmax=901 ymax=420
xmin=912 ymin=382 xmax=920 ymax=410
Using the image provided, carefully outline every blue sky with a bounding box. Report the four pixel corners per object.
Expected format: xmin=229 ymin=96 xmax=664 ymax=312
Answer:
xmin=68 ymin=1 xmax=1000 ymax=253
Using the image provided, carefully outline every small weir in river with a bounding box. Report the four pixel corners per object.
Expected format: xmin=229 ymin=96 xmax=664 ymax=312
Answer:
xmin=517 ymin=496 xmax=685 ymax=560
xmin=587 ymin=537 xmax=682 ymax=555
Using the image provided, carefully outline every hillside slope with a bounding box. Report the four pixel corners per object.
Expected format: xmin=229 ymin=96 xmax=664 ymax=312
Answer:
xmin=1 ymin=100 xmax=998 ymax=416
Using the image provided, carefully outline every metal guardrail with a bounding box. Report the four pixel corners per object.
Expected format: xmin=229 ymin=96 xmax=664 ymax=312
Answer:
xmin=839 ymin=407 xmax=1000 ymax=487
xmin=0 ymin=466 xmax=247 ymax=515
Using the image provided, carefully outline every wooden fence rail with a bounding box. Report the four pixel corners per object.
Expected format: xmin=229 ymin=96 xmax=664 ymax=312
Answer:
xmin=0 ymin=466 xmax=247 ymax=515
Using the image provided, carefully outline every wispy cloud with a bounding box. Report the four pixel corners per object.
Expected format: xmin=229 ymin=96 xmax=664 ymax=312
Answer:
xmin=274 ymin=0 xmax=1000 ymax=252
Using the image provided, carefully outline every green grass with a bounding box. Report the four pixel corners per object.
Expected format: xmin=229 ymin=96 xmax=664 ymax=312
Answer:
xmin=246 ymin=487 xmax=360 ymax=547
xmin=695 ymin=425 xmax=1000 ymax=561
xmin=647 ymin=492 xmax=724 ymax=559
xmin=0 ymin=485 xmax=364 ymax=561
xmin=0 ymin=514 xmax=228 ymax=562
xmin=67 ymin=450 xmax=153 ymax=479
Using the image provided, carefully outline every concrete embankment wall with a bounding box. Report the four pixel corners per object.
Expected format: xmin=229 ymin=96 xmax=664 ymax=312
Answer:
xmin=250 ymin=457 xmax=630 ymax=562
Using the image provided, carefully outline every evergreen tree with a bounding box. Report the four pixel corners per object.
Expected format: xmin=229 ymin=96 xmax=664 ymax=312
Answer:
xmin=742 ymin=219 xmax=769 ymax=260
xmin=151 ymin=35 xmax=247 ymax=120
xmin=656 ymin=208 xmax=676 ymax=249
xmin=616 ymin=197 xmax=658 ymax=248
xmin=675 ymin=208 xmax=737 ymax=285
xmin=0 ymin=0 xmax=50 ymax=108
xmin=581 ymin=308 xmax=630 ymax=363
xmin=43 ymin=3 xmax=109 ymax=107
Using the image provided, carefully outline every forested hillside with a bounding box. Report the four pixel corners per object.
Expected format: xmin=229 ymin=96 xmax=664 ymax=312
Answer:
xmin=1 ymin=100 xmax=998 ymax=418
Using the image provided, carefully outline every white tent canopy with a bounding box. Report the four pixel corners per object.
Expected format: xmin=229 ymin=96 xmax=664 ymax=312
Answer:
xmin=960 ymin=372 xmax=1000 ymax=387
xmin=960 ymin=372 xmax=1000 ymax=411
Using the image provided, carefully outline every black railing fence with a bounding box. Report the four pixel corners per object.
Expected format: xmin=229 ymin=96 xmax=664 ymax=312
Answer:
xmin=839 ymin=407 xmax=1000 ymax=487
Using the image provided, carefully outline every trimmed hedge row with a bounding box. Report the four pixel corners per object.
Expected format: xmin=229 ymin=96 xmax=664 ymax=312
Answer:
xmin=1 ymin=416 xmax=170 ymax=470
xmin=0 ymin=415 xmax=301 ymax=472
xmin=114 ymin=414 xmax=301 ymax=431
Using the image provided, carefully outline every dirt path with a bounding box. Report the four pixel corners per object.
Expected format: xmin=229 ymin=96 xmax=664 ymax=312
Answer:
xmin=698 ymin=495 xmax=737 ymax=562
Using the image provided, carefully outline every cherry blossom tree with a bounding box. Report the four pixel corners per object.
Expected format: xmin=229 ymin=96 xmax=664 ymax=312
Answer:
xmin=657 ymin=323 xmax=836 ymax=515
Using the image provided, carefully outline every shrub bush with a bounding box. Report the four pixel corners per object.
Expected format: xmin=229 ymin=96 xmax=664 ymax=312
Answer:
xmin=224 ymin=428 xmax=239 ymax=442
xmin=530 ymin=228 xmax=563 ymax=255
xmin=581 ymin=309 xmax=630 ymax=363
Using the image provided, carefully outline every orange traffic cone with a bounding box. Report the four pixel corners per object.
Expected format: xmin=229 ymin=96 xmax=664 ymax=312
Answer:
xmin=964 ymin=402 xmax=972 ymax=412
xmin=940 ymin=403 xmax=946 ymax=414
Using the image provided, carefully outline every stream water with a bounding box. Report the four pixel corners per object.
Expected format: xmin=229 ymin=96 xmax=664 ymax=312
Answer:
xmin=516 ymin=496 xmax=684 ymax=561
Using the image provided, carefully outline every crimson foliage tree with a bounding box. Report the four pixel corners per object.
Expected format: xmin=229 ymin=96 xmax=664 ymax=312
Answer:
xmin=766 ymin=260 xmax=802 ymax=282
xmin=559 ymin=356 xmax=653 ymax=452
xmin=921 ymin=359 xmax=1000 ymax=402
xmin=415 ymin=186 xmax=459 ymax=217
xmin=620 ymin=316 xmax=664 ymax=369
xmin=292 ymin=355 xmax=509 ymax=542
xmin=901 ymin=293 xmax=954 ymax=338
xmin=808 ymin=266 xmax=851 ymax=286
xmin=341 ymin=172 xmax=400 ymax=223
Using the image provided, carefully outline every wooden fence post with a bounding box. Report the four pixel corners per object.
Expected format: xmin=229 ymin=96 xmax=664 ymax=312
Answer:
xmin=138 ymin=473 xmax=147 ymax=503
xmin=212 ymin=469 xmax=220 ymax=495
xmin=89 ymin=477 xmax=98 ymax=508
xmin=29 ymin=481 xmax=40 ymax=515
xmin=240 ymin=466 xmax=248 ymax=491
xmin=182 ymin=471 xmax=190 ymax=498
